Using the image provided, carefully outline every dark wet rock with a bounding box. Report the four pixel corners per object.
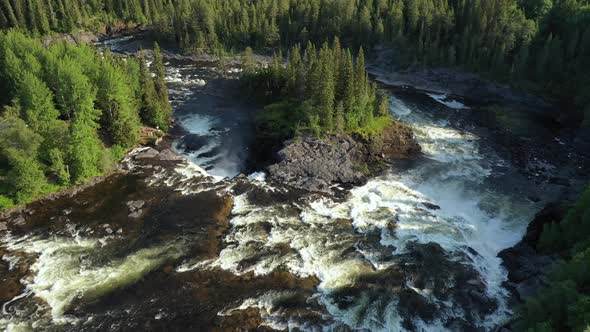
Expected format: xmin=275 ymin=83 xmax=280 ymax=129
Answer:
xmin=267 ymin=123 xmax=420 ymax=192
xmin=197 ymin=146 xmax=221 ymax=159
xmin=422 ymin=202 xmax=441 ymax=210
xmin=128 ymin=210 xmax=143 ymax=219
xmin=135 ymin=148 xmax=160 ymax=159
xmin=548 ymin=176 xmax=571 ymax=187
xmin=521 ymin=202 xmax=567 ymax=249
xmin=398 ymin=242 xmax=497 ymax=323
xmin=157 ymin=149 xmax=184 ymax=161
xmin=445 ymin=318 xmax=485 ymax=332
xmin=367 ymin=52 xmax=552 ymax=114
xmin=527 ymin=195 xmax=541 ymax=203
xmin=498 ymin=203 xmax=566 ymax=304
xmin=180 ymin=134 xmax=209 ymax=152
xmin=327 ymin=242 xmax=496 ymax=330
xmin=268 ymin=136 xmax=365 ymax=192
xmin=365 ymin=121 xmax=422 ymax=160
xmin=126 ymin=200 xmax=146 ymax=214
xmin=127 ymin=200 xmax=145 ymax=210
xmin=398 ymin=289 xmax=436 ymax=322
xmin=10 ymin=215 xmax=26 ymax=226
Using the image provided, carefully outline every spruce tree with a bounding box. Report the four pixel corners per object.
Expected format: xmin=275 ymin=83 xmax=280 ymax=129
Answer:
xmin=139 ymin=50 xmax=163 ymax=129
xmin=152 ymin=43 xmax=172 ymax=130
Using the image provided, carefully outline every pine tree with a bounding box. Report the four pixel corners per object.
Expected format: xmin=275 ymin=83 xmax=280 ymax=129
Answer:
xmin=318 ymin=56 xmax=335 ymax=131
xmin=334 ymin=101 xmax=345 ymax=134
xmin=150 ymin=43 xmax=172 ymax=130
xmin=97 ymin=52 xmax=140 ymax=147
xmin=354 ymin=47 xmax=367 ymax=99
xmin=242 ymin=46 xmax=256 ymax=76
xmin=139 ymin=50 xmax=163 ymax=129
xmin=377 ymin=93 xmax=389 ymax=117
xmin=340 ymin=49 xmax=356 ymax=128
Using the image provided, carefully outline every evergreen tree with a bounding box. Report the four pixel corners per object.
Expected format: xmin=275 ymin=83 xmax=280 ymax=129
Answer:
xmin=151 ymin=43 xmax=172 ymax=130
xmin=0 ymin=115 xmax=48 ymax=203
xmin=0 ymin=31 xmax=171 ymax=206
xmin=139 ymin=50 xmax=163 ymax=129
xmin=97 ymin=51 xmax=141 ymax=147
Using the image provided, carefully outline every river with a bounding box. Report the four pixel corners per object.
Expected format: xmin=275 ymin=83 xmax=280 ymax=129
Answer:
xmin=0 ymin=35 xmax=587 ymax=331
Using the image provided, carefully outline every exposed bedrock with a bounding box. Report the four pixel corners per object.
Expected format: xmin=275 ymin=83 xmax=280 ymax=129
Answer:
xmin=267 ymin=122 xmax=421 ymax=192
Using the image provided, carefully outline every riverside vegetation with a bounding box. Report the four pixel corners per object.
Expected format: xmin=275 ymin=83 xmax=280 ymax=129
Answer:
xmin=0 ymin=31 xmax=171 ymax=209
xmin=240 ymin=41 xmax=392 ymax=142
xmin=0 ymin=0 xmax=589 ymax=126
xmin=1 ymin=0 xmax=590 ymax=331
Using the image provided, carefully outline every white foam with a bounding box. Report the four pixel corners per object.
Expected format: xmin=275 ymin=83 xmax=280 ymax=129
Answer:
xmin=389 ymin=96 xmax=413 ymax=116
xmin=2 ymin=235 xmax=186 ymax=323
xmin=426 ymin=92 xmax=469 ymax=109
xmin=165 ymin=67 xmax=206 ymax=86
xmin=178 ymin=114 xmax=216 ymax=136
xmin=210 ymin=93 xmax=533 ymax=330
xmin=247 ymin=172 xmax=266 ymax=182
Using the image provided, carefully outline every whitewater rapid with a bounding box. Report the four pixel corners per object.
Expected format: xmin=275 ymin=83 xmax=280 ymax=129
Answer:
xmin=197 ymin=92 xmax=535 ymax=331
xmin=0 ymin=36 xmax=548 ymax=331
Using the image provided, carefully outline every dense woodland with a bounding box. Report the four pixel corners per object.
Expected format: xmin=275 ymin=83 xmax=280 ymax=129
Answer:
xmin=0 ymin=31 xmax=171 ymax=208
xmin=1 ymin=0 xmax=589 ymax=125
xmin=518 ymin=187 xmax=590 ymax=331
xmin=242 ymin=40 xmax=391 ymax=141
xmin=0 ymin=1 xmax=589 ymax=331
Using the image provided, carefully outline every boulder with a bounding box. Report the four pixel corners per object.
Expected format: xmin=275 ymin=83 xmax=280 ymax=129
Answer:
xmin=267 ymin=122 xmax=420 ymax=192
xmin=158 ymin=149 xmax=184 ymax=161
xmin=135 ymin=148 xmax=160 ymax=159
xmin=267 ymin=136 xmax=365 ymax=192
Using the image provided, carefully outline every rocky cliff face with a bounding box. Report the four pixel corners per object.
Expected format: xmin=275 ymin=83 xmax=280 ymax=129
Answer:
xmin=267 ymin=122 xmax=421 ymax=192
xmin=498 ymin=203 xmax=567 ymax=304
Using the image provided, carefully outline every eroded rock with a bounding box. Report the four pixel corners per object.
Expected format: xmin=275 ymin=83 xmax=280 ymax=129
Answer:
xmin=134 ymin=148 xmax=160 ymax=159
xmin=267 ymin=122 xmax=421 ymax=192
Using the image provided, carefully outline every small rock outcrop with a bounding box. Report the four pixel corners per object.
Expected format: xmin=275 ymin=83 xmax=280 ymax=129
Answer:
xmin=498 ymin=203 xmax=567 ymax=302
xmin=267 ymin=122 xmax=420 ymax=192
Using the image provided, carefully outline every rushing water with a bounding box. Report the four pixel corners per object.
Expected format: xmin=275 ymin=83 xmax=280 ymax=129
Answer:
xmin=0 ymin=35 xmax=586 ymax=331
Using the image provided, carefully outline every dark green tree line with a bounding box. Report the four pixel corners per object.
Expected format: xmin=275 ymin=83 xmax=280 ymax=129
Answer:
xmin=3 ymin=0 xmax=588 ymax=125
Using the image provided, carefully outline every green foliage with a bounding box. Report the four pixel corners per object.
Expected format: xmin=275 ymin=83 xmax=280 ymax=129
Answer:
xmin=97 ymin=50 xmax=141 ymax=147
xmin=518 ymin=185 xmax=590 ymax=332
xmin=139 ymin=47 xmax=171 ymax=131
xmin=0 ymin=31 xmax=171 ymax=209
xmin=0 ymin=115 xmax=48 ymax=203
xmin=0 ymin=195 xmax=14 ymax=210
xmin=517 ymin=248 xmax=590 ymax=331
xmin=540 ymin=185 xmax=590 ymax=252
xmin=243 ymin=40 xmax=390 ymax=140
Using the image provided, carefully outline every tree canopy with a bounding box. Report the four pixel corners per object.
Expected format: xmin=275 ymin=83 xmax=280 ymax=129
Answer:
xmin=2 ymin=0 xmax=589 ymax=125
xmin=0 ymin=31 xmax=170 ymax=208
xmin=242 ymin=40 xmax=391 ymax=141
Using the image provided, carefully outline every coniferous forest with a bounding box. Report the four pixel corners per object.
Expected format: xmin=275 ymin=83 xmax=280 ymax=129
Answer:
xmin=242 ymin=40 xmax=391 ymax=141
xmin=0 ymin=31 xmax=171 ymax=208
xmin=1 ymin=0 xmax=589 ymax=125
xmin=0 ymin=1 xmax=589 ymax=331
